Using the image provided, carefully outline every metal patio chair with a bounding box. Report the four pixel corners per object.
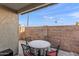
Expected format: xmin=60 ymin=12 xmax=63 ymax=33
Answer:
xmin=21 ymin=44 xmax=33 ymax=56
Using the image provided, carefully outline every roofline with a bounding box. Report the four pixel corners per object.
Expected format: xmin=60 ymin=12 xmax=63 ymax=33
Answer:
xmin=0 ymin=3 xmax=57 ymax=14
xmin=20 ymin=3 xmax=57 ymax=15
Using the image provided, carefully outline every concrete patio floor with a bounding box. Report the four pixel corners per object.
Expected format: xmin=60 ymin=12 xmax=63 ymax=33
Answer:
xmin=18 ymin=40 xmax=79 ymax=56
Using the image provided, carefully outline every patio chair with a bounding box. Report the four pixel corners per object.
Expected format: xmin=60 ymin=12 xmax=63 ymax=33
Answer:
xmin=0 ymin=49 xmax=13 ymax=56
xmin=47 ymin=45 xmax=60 ymax=56
xmin=21 ymin=44 xmax=33 ymax=56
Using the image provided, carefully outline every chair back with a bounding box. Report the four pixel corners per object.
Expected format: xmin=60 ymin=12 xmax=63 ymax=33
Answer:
xmin=56 ymin=45 xmax=60 ymax=56
xmin=26 ymin=41 xmax=29 ymax=46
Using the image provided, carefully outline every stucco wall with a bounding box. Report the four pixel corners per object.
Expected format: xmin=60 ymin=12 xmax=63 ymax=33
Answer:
xmin=24 ymin=26 xmax=79 ymax=53
xmin=0 ymin=6 xmax=18 ymax=55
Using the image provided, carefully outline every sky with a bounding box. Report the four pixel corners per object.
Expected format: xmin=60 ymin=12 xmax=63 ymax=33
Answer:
xmin=19 ymin=3 xmax=79 ymax=27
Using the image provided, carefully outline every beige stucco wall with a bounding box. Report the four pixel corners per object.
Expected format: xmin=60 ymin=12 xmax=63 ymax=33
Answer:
xmin=0 ymin=6 xmax=18 ymax=55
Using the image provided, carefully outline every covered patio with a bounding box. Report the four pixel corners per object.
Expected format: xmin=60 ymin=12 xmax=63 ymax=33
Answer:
xmin=0 ymin=3 xmax=79 ymax=56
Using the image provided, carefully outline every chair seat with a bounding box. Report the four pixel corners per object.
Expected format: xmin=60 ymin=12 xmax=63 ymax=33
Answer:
xmin=47 ymin=50 xmax=56 ymax=56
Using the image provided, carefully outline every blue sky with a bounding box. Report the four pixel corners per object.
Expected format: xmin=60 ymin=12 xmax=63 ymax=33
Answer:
xmin=19 ymin=3 xmax=79 ymax=26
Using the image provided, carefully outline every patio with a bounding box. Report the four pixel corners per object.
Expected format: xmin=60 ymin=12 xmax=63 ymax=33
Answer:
xmin=0 ymin=3 xmax=79 ymax=56
xmin=18 ymin=40 xmax=79 ymax=56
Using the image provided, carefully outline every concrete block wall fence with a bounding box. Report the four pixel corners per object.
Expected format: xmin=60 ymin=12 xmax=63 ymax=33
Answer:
xmin=23 ymin=26 xmax=79 ymax=53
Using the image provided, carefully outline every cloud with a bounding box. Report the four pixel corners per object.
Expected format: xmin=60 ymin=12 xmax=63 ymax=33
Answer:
xmin=43 ymin=16 xmax=53 ymax=20
xmin=43 ymin=15 xmax=64 ymax=21
xmin=69 ymin=12 xmax=79 ymax=18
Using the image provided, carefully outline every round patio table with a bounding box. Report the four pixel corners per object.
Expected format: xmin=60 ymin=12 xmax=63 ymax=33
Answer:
xmin=28 ymin=40 xmax=51 ymax=56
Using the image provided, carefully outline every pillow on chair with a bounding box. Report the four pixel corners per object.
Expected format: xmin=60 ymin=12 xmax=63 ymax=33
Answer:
xmin=47 ymin=50 xmax=56 ymax=56
xmin=47 ymin=45 xmax=60 ymax=56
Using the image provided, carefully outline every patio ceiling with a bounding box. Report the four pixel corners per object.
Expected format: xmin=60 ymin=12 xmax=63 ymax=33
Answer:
xmin=0 ymin=3 xmax=56 ymax=14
